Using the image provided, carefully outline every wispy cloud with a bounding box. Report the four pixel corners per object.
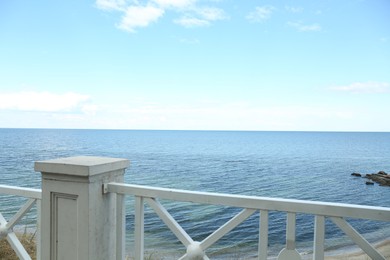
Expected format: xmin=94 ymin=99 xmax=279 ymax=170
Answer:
xmin=174 ymin=17 xmax=209 ymax=27
xmin=246 ymin=6 xmax=275 ymax=23
xmin=285 ymin=6 xmax=303 ymax=13
xmin=195 ymin=6 xmax=227 ymax=21
xmin=174 ymin=6 xmax=227 ymax=28
xmin=96 ymin=0 xmax=227 ymax=32
xmin=0 ymin=91 xmax=93 ymax=113
xmin=151 ymin=0 xmax=195 ymax=9
xmin=118 ymin=5 xmax=164 ymax=32
xmin=287 ymin=21 xmax=321 ymax=32
xmin=380 ymin=37 xmax=388 ymax=43
xmin=96 ymin=0 xmax=126 ymax=11
xmin=329 ymin=82 xmax=390 ymax=94
xmin=179 ymin=37 xmax=200 ymax=44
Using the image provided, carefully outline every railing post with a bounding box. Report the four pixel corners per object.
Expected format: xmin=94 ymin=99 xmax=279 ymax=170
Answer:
xmin=34 ymin=156 xmax=130 ymax=260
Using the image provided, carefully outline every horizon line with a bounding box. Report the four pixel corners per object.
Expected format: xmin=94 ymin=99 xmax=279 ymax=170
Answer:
xmin=0 ymin=127 xmax=389 ymax=134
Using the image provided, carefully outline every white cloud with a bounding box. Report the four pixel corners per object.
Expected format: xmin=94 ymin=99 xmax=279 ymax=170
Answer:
xmin=96 ymin=0 xmax=227 ymax=32
xmin=118 ymin=5 xmax=165 ymax=32
xmin=179 ymin=37 xmax=200 ymax=44
xmin=174 ymin=16 xmax=209 ymax=27
xmin=330 ymin=82 xmax=390 ymax=94
xmin=246 ymin=6 xmax=275 ymax=23
xmin=152 ymin=0 xmax=195 ymax=9
xmin=88 ymin=101 xmax=367 ymax=131
xmin=81 ymin=104 xmax=99 ymax=115
xmin=0 ymin=91 xmax=90 ymax=112
xmin=287 ymin=21 xmax=321 ymax=32
xmin=285 ymin=6 xmax=303 ymax=13
xmin=174 ymin=6 xmax=227 ymax=28
xmin=2 ymin=95 xmax=388 ymax=131
xmin=195 ymin=7 xmax=227 ymax=21
xmin=95 ymin=0 xmax=126 ymax=11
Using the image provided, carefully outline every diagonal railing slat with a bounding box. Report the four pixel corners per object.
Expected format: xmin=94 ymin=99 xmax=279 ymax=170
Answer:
xmin=6 ymin=198 xmax=36 ymax=230
xmin=0 ymin=213 xmax=32 ymax=260
xmin=144 ymin=199 xmax=258 ymax=260
xmin=201 ymin=208 xmax=256 ymax=250
xmin=145 ymin=197 xmax=194 ymax=247
xmin=7 ymin=232 xmax=32 ymax=260
xmin=331 ymin=216 xmax=386 ymax=260
xmin=7 ymin=232 xmax=31 ymax=260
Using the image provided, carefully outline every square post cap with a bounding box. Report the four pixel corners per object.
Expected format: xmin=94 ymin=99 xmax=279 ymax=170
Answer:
xmin=34 ymin=156 xmax=130 ymax=177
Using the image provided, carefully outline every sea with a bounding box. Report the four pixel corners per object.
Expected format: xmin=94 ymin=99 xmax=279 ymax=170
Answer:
xmin=1 ymin=128 xmax=389 ymax=258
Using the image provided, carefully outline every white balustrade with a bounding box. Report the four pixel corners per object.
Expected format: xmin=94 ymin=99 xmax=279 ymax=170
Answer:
xmin=105 ymin=182 xmax=390 ymax=260
xmin=1 ymin=156 xmax=390 ymax=260
xmin=0 ymin=184 xmax=41 ymax=260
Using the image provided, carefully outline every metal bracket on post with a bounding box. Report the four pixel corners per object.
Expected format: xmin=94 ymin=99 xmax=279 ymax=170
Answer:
xmin=103 ymin=183 xmax=109 ymax=194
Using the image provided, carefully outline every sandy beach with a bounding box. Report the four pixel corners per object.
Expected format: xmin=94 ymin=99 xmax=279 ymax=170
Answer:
xmin=323 ymin=240 xmax=390 ymax=260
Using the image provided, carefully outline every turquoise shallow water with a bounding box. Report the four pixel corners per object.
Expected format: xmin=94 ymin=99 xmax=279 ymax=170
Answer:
xmin=1 ymin=129 xmax=389 ymax=257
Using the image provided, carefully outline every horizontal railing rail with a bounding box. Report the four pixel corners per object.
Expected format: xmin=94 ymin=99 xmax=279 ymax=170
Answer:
xmin=105 ymin=182 xmax=390 ymax=260
xmin=0 ymin=184 xmax=42 ymax=260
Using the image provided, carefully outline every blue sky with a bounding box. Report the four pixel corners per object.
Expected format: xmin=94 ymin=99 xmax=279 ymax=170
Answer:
xmin=1 ymin=0 xmax=389 ymax=131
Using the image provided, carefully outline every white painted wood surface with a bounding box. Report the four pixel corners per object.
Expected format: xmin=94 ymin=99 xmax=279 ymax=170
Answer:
xmin=314 ymin=215 xmax=325 ymax=260
xmin=258 ymin=210 xmax=269 ymax=260
xmin=35 ymin=156 xmax=129 ymax=260
xmin=106 ymin=182 xmax=390 ymax=260
xmin=0 ymin=185 xmax=41 ymax=260
xmin=0 ymin=184 xmax=41 ymax=199
xmin=1 ymin=156 xmax=390 ymax=260
xmin=0 ymin=213 xmax=32 ymax=260
xmin=107 ymin=183 xmax=390 ymax=221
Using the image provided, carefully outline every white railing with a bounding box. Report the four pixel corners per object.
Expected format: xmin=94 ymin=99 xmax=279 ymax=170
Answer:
xmin=2 ymin=156 xmax=388 ymax=260
xmin=104 ymin=182 xmax=390 ymax=260
xmin=0 ymin=184 xmax=42 ymax=260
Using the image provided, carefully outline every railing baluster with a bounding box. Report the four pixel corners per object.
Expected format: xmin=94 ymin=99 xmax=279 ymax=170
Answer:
xmin=331 ymin=217 xmax=386 ymax=260
xmin=258 ymin=210 xmax=269 ymax=260
xmin=134 ymin=196 xmax=144 ymax=260
xmin=116 ymin=193 xmax=125 ymax=260
xmin=36 ymin=199 xmax=41 ymax=260
xmin=277 ymin=212 xmax=301 ymax=260
xmin=286 ymin=212 xmax=296 ymax=250
xmin=313 ymin=215 xmax=325 ymax=260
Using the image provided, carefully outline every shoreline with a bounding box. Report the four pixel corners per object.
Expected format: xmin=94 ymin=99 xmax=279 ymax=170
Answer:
xmin=322 ymin=239 xmax=390 ymax=260
xmin=7 ymin=226 xmax=390 ymax=259
xmin=142 ymin=237 xmax=390 ymax=259
xmin=126 ymin=239 xmax=390 ymax=260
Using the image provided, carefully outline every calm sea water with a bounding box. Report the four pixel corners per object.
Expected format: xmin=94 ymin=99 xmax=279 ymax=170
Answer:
xmin=1 ymin=129 xmax=390 ymax=258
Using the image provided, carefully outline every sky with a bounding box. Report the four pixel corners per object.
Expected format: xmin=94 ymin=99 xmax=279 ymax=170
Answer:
xmin=0 ymin=0 xmax=389 ymax=131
